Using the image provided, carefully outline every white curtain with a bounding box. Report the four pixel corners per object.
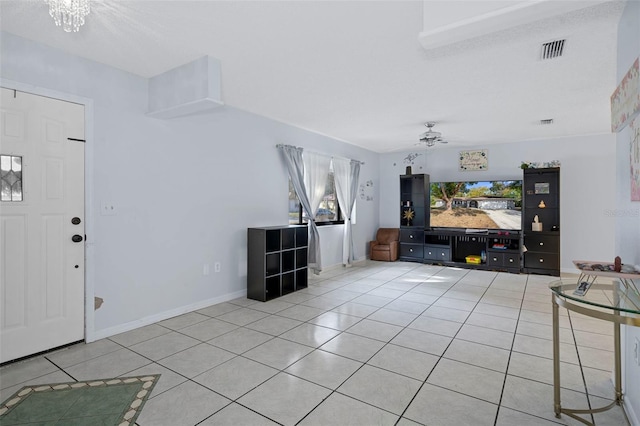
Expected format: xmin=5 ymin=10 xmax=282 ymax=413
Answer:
xmin=302 ymin=151 xmax=331 ymax=274
xmin=278 ymin=145 xmax=331 ymax=275
xmin=333 ymin=157 xmax=361 ymax=266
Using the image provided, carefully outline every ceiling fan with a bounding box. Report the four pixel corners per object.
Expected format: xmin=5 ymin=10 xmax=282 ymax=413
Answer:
xmin=418 ymin=122 xmax=448 ymax=147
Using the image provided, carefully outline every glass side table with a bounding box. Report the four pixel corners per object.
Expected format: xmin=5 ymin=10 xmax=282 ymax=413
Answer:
xmin=549 ymin=266 xmax=640 ymax=426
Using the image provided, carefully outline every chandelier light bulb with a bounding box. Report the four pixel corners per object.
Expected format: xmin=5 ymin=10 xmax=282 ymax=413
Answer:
xmin=45 ymin=0 xmax=90 ymax=32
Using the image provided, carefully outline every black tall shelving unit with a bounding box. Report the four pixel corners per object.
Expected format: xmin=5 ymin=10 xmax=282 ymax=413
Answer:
xmin=399 ymin=173 xmax=430 ymax=262
xmin=522 ymin=167 xmax=560 ymax=276
xmin=247 ymin=225 xmax=308 ymax=301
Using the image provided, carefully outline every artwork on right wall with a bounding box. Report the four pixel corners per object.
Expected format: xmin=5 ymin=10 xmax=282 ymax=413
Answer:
xmin=611 ymin=57 xmax=639 ymax=133
xmin=631 ymin=116 xmax=640 ymax=201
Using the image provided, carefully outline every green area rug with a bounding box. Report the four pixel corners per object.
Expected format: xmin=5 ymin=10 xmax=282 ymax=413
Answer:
xmin=0 ymin=374 xmax=159 ymax=426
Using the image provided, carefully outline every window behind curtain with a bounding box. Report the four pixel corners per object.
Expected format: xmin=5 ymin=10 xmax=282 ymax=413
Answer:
xmin=288 ymin=170 xmax=344 ymax=225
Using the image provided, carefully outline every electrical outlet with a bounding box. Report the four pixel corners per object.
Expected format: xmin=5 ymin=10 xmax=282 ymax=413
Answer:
xmin=214 ymin=262 xmax=221 ymax=273
xmin=203 ymin=264 xmax=210 ymax=276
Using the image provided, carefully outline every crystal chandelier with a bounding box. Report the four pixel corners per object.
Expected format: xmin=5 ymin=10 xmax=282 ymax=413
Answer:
xmin=45 ymin=0 xmax=90 ymax=32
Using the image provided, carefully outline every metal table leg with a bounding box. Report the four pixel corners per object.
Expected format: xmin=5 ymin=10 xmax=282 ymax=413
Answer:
xmin=552 ymin=293 xmax=561 ymax=417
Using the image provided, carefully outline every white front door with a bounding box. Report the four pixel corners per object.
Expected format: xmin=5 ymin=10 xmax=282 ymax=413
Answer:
xmin=1 ymin=88 xmax=85 ymax=363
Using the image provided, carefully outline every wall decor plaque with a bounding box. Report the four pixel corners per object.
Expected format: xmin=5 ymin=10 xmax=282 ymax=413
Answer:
xmin=459 ymin=150 xmax=488 ymax=171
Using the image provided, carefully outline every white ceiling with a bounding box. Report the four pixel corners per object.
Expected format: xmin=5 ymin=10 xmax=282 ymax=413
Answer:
xmin=0 ymin=1 xmax=626 ymax=153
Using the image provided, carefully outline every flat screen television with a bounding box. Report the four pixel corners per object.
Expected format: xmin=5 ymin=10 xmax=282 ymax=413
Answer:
xmin=430 ymin=180 xmax=523 ymax=231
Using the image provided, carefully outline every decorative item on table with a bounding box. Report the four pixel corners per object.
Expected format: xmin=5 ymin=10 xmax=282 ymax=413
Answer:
xmin=538 ymin=200 xmax=546 ymax=208
xmin=465 ymin=255 xmax=482 ymax=264
xmin=402 ymin=207 xmax=415 ymax=226
xmin=573 ymin=281 xmax=593 ymax=296
xmin=614 ymin=256 xmax=622 ymax=272
xmin=532 ymin=215 xmax=542 ymax=232
xmin=611 ymin=256 xmax=637 ymax=273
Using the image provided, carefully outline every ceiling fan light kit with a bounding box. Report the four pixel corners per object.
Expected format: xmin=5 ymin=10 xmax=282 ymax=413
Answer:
xmin=419 ymin=122 xmax=447 ymax=147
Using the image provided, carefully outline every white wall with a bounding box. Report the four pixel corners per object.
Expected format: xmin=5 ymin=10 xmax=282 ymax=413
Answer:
xmin=0 ymin=32 xmax=380 ymax=339
xmin=379 ymin=134 xmax=617 ymax=273
xmin=616 ymin=1 xmax=640 ymax=424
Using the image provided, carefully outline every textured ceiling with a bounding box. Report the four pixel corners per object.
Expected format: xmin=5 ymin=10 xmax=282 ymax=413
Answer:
xmin=0 ymin=1 xmax=626 ymax=152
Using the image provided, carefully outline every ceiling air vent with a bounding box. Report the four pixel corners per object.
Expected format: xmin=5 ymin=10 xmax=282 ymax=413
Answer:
xmin=541 ymin=40 xmax=565 ymax=60
xmin=540 ymin=119 xmax=554 ymax=125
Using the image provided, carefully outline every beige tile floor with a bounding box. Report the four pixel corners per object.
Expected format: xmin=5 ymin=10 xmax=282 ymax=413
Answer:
xmin=0 ymin=261 xmax=631 ymax=425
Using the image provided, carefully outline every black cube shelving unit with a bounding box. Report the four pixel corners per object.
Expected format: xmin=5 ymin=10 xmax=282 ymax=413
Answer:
xmin=247 ymin=225 xmax=308 ymax=301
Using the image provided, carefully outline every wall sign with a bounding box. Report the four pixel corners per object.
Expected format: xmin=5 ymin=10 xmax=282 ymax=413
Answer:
xmin=611 ymin=57 xmax=640 ymax=133
xmin=631 ymin=117 xmax=640 ymax=201
xmin=459 ymin=150 xmax=488 ymax=171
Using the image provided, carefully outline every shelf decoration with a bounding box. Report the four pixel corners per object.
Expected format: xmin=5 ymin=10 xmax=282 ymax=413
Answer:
xmin=534 ymin=183 xmax=550 ymax=194
xmin=459 ymin=150 xmax=488 ymax=171
xmin=611 ymin=57 xmax=640 ymax=133
xmin=402 ymin=208 xmax=415 ymax=226
xmin=520 ymin=160 xmax=560 ymax=169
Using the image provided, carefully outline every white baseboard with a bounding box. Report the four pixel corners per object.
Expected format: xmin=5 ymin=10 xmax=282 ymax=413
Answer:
xmin=625 ymin=398 xmax=640 ymax=426
xmin=87 ymin=289 xmax=247 ymax=342
xmin=313 ymin=256 xmax=368 ymax=275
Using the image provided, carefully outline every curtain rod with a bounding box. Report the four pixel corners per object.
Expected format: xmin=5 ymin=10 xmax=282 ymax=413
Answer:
xmin=275 ymin=144 xmax=365 ymax=165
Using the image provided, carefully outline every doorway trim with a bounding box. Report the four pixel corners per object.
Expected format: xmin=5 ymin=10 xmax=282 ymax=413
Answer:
xmin=1 ymin=78 xmax=97 ymax=344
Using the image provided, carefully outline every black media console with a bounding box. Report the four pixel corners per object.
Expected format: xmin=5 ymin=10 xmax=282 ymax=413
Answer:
xmin=423 ymin=229 xmax=521 ymax=273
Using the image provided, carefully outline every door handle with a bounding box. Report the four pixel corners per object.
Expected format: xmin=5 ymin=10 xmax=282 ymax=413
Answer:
xmin=72 ymin=235 xmax=83 ymax=243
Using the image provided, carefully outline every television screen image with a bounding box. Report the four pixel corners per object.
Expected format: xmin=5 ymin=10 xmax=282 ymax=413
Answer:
xmin=430 ymin=180 xmax=523 ymax=230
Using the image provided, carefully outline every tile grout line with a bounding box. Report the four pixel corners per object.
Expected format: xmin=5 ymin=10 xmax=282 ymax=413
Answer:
xmin=492 ymin=272 xmax=530 ymax=426
xmin=295 ymin=265 xmax=449 ymax=425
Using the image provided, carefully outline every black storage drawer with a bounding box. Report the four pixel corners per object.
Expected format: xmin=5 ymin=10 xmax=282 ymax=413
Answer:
xmin=424 ymin=245 xmax=450 ymax=261
xmin=524 ymin=251 xmax=559 ymax=270
xmin=524 ymin=234 xmax=559 ymax=253
xmin=400 ymin=228 xmax=423 ymax=243
xmin=487 ymin=252 xmax=504 ymax=267
xmin=400 ymin=243 xmax=423 ymax=259
xmin=504 ymin=252 xmax=520 ymax=266
xmin=487 ymin=251 xmax=520 ymax=267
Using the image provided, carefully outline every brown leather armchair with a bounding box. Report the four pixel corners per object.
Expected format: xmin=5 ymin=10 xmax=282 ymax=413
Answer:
xmin=370 ymin=228 xmax=400 ymax=261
